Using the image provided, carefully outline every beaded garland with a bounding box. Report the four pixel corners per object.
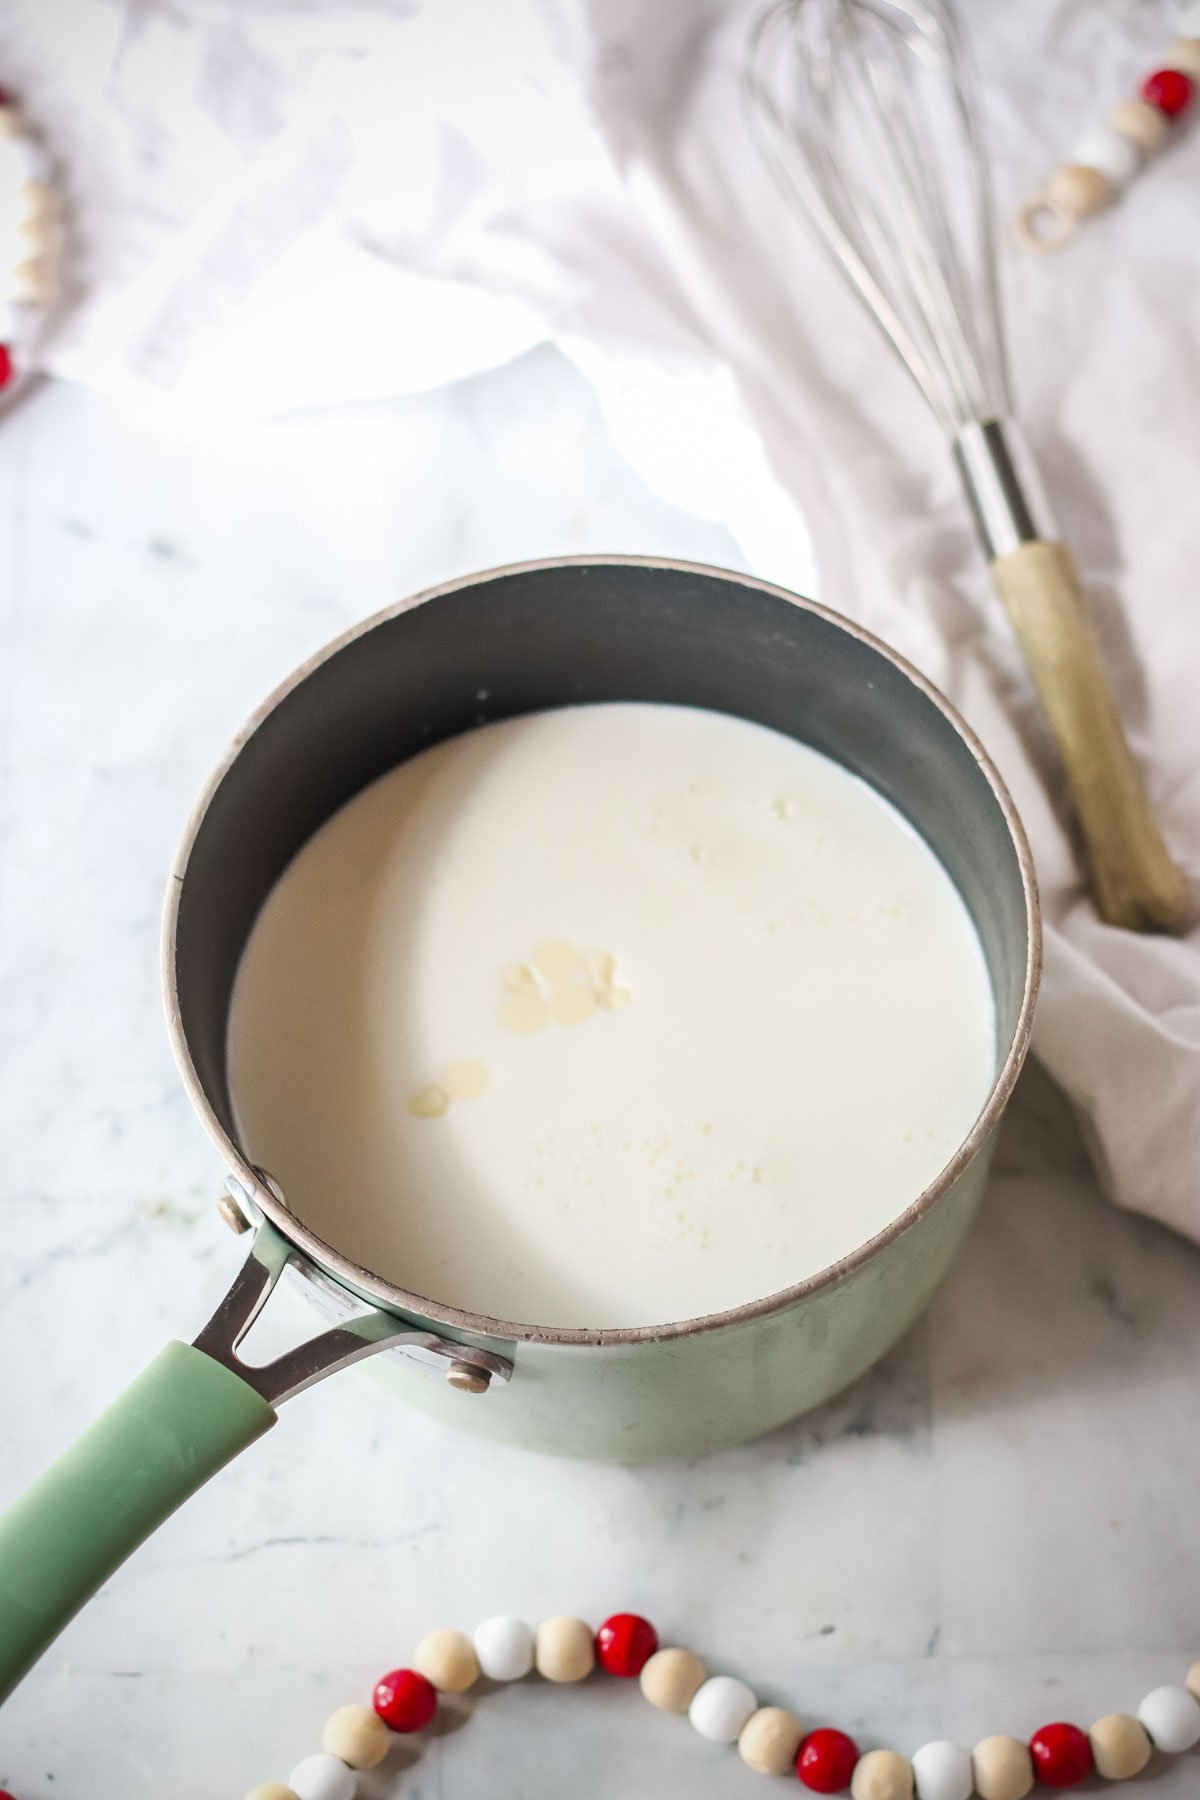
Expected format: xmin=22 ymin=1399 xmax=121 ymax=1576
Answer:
xmin=221 ymin=1616 xmax=1196 ymax=1800
xmin=0 ymin=82 xmax=64 ymax=401
xmin=12 ymin=1612 xmax=1191 ymax=1800
xmin=1017 ymin=8 xmax=1200 ymax=250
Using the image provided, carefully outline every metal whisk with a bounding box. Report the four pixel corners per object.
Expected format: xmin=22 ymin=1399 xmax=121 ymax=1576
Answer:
xmin=744 ymin=0 xmax=1188 ymax=932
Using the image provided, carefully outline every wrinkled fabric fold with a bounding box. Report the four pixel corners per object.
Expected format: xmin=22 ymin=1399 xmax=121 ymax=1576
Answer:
xmin=4 ymin=0 xmax=1197 ymax=1237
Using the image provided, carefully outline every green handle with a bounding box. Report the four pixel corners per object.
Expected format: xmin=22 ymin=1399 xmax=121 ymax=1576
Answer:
xmin=0 ymin=1340 xmax=275 ymax=1703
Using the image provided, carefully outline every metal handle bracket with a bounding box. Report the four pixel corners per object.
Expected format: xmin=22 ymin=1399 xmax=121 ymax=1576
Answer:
xmin=194 ymin=1213 xmax=511 ymax=1406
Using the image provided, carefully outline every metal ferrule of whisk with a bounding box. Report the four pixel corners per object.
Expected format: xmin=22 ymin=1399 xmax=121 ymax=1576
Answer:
xmin=952 ymin=419 xmax=1054 ymax=562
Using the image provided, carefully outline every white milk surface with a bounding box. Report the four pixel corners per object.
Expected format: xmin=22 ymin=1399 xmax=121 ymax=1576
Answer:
xmin=227 ymin=703 xmax=996 ymax=1329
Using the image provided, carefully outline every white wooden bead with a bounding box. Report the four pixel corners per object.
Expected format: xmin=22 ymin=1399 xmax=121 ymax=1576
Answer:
xmin=321 ymin=1705 xmax=390 ymax=1770
xmin=0 ymin=138 xmax=39 ymax=186
xmin=1137 ymin=1684 xmax=1200 ymax=1753
xmin=287 ymin=1754 xmax=356 ymax=1800
xmin=474 ymin=1614 xmax=534 ymax=1681
xmin=1108 ymin=100 xmax=1170 ymax=156
xmin=414 ymin=1626 xmax=479 ymax=1692
xmin=689 ymin=1674 xmax=757 ymax=1743
xmin=911 ymin=1739 xmax=972 ymax=1800
xmin=19 ymin=179 xmax=63 ymax=223
xmin=0 ymin=302 xmax=37 ymax=346
xmin=1070 ymin=125 xmax=1141 ymax=188
xmin=738 ymin=1706 xmax=805 ymax=1775
xmin=971 ymin=1735 xmax=1033 ymax=1800
xmin=1166 ymin=39 xmax=1200 ymax=80
xmin=535 ymin=1615 xmax=595 ymax=1682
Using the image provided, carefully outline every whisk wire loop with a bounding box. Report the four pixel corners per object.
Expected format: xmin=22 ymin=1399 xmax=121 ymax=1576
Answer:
xmin=743 ymin=0 xmax=1011 ymax=437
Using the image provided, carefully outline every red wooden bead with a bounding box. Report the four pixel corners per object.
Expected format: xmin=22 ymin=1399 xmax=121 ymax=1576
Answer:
xmin=1142 ymin=68 xmax=1194 ymax=116
xmin=0 ymin=346 xmax=13 ymax=390
xmin=372 ymin=1666 xmax=437 ymax=1732
xmin=595 ymin=1612 xmax=659 ymax=1677
xmin=1029 ymin=1722 xmax=1093 ymax=1787
xmin=796 ymin=1727 xmax=860 ymax=1793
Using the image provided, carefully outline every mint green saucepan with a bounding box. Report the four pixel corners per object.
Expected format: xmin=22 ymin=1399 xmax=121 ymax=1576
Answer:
xmin=0 ymin=557 xmax=1039 ymax=1705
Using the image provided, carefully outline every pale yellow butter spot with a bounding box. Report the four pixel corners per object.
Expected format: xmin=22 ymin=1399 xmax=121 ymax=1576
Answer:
xmin=444 ymin=1058 xmax=490 ymax=1101
xmin=501 ymin=991 xmax=549 ymax=1033
xmin=550 ymin=981 xmax=596 ymax=1026
xmin=533 ymin=940 xmax=580 ymax=984
xmin=409 ymin=1083 xmax=450 ymax=1118
xmin=600 ymin=983 xmax=632 ymax=1010
xmin=585 ymin=951 xmax=615 ymax=989
xmin=506 ymin=962 xmax=541 ymax=994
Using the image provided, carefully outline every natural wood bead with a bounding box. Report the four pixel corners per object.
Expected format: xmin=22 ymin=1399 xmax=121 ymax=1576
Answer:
xmin=971 ymin=1735 xmax=1034 ymax=1800
xmin=7 ymin=257 xmax=57 ymax=306
xmin=1088 ymin=1713 xmax=1151 ymax=1780
xmin=244 ymin=1789 xmax=299 ymax=1800
xmin=1108 ymin=99 xmax=1170 ymax=155
xmin=850 ymin=1748 xmax=914 ymax=1800
xmin=414 ymin=1627 xmax=479 ymax=1693
xmin=1046 ymin=164 xmax=1111 ymax=218
xmin=535 ymin=1615 xmax=595 ymax=1682
xmin=739 ymin=1706 xmax=805 ymax=1775
xmin=1186 ymin=1659 xmax=1200 ymax=1702
xmin=639 ymin=1646 xmax=706 ymax=1712
xmin=1166 ymin=38 xmax=1200 ymax=80
xmin=322 ymin=1703 xmax=390 ymax=1769
xmin=20 ymin=180 xmax=62 ymax=223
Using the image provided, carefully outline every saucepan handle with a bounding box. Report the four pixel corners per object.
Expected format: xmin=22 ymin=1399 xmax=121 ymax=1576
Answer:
xmin=0 ymin=1340 xmax=274 ymax=1704
xmin=0 ymin=1215 xmax=510 ymax=1706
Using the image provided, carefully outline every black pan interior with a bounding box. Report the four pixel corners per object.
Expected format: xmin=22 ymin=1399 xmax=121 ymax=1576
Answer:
xmin=172 ymin=562 xmax=1031 ymax=1144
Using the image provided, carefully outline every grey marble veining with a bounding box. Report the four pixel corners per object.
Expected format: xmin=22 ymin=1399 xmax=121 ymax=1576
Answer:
xmin=0 ymin=354 xmax=1198 ymax=1798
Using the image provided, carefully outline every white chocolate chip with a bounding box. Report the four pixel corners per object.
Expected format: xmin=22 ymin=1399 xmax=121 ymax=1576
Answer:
xmin=549 ymin=981 xmax=596 ymax=1025
xmin=500 ymin=990 xmax=549 ymax=1033
xmin=443 ymin=1058 xmax=489 ymax=1100
xmin=408 ymin=1083 xmax=450 ymax=1118
xmin=533 ymin=939 xmax=580 ymax=983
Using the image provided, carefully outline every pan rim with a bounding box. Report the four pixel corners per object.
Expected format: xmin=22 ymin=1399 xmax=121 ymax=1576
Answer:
xmin=162 ymin=553 xmax=1041 ymax=1350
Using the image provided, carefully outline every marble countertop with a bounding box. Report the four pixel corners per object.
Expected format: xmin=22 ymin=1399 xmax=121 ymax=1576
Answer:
xmin=1 ymin=351 xmax=1198 ymax=1799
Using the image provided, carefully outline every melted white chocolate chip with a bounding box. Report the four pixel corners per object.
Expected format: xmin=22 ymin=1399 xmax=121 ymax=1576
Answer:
xmin=444 ymin=1058 xmax=490 ymax=1101
xmin=500 ymin=990 xmax=549 ymax=1033
xmin=408 ymin=1083 xmax=450 ymax=1119
xmin=501 ymin=940 xmax=631 ymax=1033
xmin=532 ymin=940 xmax=579 ymax=984
xmin=549 ymin=981 xmax=596 ymax=1026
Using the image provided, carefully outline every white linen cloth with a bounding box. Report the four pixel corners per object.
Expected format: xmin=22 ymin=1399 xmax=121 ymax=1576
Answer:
xmin=3 ymin=0 xmax=1198 ymax=1240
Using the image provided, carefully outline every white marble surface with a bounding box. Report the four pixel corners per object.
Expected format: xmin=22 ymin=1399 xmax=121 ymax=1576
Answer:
xmin=1 ymin=352 xmax=1198 ymax=1799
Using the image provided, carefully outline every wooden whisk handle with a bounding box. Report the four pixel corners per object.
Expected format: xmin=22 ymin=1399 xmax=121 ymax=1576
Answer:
xmin=990 ymin=539 xmax=1190 ymax=933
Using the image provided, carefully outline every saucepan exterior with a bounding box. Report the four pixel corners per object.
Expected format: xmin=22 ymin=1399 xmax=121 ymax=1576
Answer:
xmin=166 ymin=556 xmax=1040 ymax=1461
